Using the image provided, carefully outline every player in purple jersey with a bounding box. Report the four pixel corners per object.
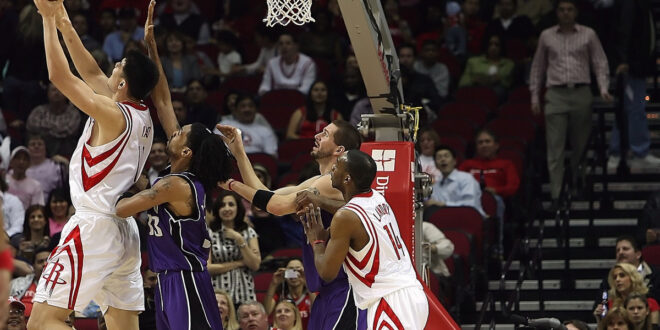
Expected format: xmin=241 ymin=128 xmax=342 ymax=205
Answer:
xmin=116 ymin=123 xmax=232 ymax=330
xmin=115 ymin=2 xmax=233 ymax=329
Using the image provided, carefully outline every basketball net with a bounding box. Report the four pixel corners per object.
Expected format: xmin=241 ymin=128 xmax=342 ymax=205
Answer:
xmin=263 ymin=0 xmax=315 ymax=26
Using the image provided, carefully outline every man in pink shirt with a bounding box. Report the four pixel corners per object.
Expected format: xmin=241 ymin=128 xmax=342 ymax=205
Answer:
xmin=529 ymin=0 xmax=611 ymax=205
xmin=6 ymin=147 xmax=44 ymax=209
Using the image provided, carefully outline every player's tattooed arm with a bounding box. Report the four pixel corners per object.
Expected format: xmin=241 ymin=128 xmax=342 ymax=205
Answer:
xmin=116 ymin=176 xmax=189 ymax=218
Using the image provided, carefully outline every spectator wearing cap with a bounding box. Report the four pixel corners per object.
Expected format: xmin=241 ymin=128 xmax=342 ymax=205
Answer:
xmin=6 ymin=297 xmax=26 ymax=330
xmin=0 ymin=176 xmax=25 ymax=239
xmin=10 ymin=247 xmax=49 ymax=318
xmin=102 ymin=7 xmax=145 ymax=62
xmin=25 ymin=83 xmax=82 ymax=158
xmin=214 ymin=94 xmax=278 ymax=157
xmin=6 ymin=147 xmax=44 ymax=210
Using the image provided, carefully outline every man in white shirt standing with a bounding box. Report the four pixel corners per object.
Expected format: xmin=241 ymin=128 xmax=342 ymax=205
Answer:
xmin=425 ymin=145 xmax=485 ymax=216
xmin=258 ymin=33 xmax=316 ymax=96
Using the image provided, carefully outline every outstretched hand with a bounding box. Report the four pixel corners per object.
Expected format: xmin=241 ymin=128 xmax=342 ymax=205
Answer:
xmin=303 ymin=203 xmax=326 ymax=243
xmin=216 ymin=124 xmax=244 ymax=153
xmin=144 ymin=0 xmax=156 ymax=46
xmin=33 ymin=0 xmax=61 ymax=17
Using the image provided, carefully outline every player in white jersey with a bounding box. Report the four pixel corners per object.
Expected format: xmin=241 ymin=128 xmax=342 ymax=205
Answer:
xmin=303 ymin=150 xmax=429 ymax=329
xmin=29 ymin=1 xmax=159 ymax=329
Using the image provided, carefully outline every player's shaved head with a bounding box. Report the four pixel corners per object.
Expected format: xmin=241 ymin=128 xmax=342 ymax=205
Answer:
xmin=345 ymin=150 xmax=376 ymax=191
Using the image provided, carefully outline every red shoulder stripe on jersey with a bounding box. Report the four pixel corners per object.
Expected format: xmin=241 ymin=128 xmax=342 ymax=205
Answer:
xmin=343 ymin=204 xmax=380 ymax=287
xmin=81 ymin=106 xmax=133 ymax=191
xmin=344 ymin=204 xmax=377 ymax=267
xmin=373 ymin=298 xmax=404 ymax=330
xmin=120 ymin=101 xmax=148 ymax=111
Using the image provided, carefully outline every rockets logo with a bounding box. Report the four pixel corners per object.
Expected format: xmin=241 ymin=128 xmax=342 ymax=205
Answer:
xmin=371 ymin=150 xmax=396 ymax=172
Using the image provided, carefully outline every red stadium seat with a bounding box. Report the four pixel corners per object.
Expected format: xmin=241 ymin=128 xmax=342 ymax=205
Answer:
xmin=247 ymin=153 xmax=279 ymax=179
xmin=271 ymin=248 xmax=303 ymax=258
xmin=498 ymin=102 xmax=544 ymax=128
xmin=429 ymin=207 xmax=486 ymax=261
xmin=207 ymin=90 xmax=228 ymax=116
xmin=507 ymin=85 xmax=531 ymax=103
xmin=277 ymin=171 xmax=300 ymax=188
xmin=222 ymin=76 xmax=262 ymax=94
xmin=499 ymin=136 xmax=527 ymax=155
xmin=432 ymin=118 xmax=476 ymax=143
xmin=438 ymin=135 xmax=467 ymax=158
xmin=497 ymin=148 xmax=525 ymax=176
xmin=455 ymin=87 xmax=498 ymax=112
xmin=74 ymin=318 xmax=99 ymax=330
xmin=643 ymin=244 xmax=660 ymax=266
xmin=254 ymin=272 xmax=274 ymax=292
xmin=438 ymin=102 xmax=489 ymax=127
xmin=291 ymin=152 xmax=315 ymax=172
xmin=481 ymin=190 xmax=498 ymax=219
xmin=487 ymin=118 xmax=536 ymax=144
xmin=442 ymin=229 xmax=474 ymax=285
xmin=260 ymin=90 xmax=307 ymax=135
xmin=278 ymin=138 xmax=315 ymax=164
xmin=437 ymin=47 xmax=461 ymax=81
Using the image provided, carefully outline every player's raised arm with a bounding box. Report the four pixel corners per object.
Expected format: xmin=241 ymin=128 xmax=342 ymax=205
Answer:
xmin=53 ymin=1 xmax=113 ymax=97
xmin=116 ymin=176 xmax=189 ymax=218
xmin=144 ymin=0 xmax=179 ymax=138
xmin=35 ymin=0 xmax=122 ymax=127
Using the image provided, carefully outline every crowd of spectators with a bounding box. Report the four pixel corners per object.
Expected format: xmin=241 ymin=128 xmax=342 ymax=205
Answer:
xmin=0 ymin=0 xmax=657 ymax=327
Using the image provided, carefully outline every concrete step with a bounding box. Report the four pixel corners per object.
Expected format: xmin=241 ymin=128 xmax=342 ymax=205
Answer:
xmin=506 ymin=259 xmax=615 ymax=271
xmin=540 ymin=200 xmax=645 ymax=210
xmin=489 ymin=279 xmax=602 ymax=291
xmin=541 ymin=182 xmax=660 ymax=193
xmin=533 ymin=218 xmax=637 ymax=227
xmin=527 ymin=237 xmax=617 ymax=248
xmin=475 ymin=300 xmax=594 ymax=312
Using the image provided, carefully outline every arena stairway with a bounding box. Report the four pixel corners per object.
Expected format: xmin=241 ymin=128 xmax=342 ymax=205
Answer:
xmin=459 ymin=102 xmax=660 ymax=328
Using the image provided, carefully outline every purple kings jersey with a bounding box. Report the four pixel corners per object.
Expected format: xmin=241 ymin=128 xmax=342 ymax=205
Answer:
xmin=147 ymin=172 xmax=211 ymax=273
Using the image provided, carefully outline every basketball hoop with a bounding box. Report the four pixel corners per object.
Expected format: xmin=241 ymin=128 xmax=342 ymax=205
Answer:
xmin=263 ymin=0 xmax=315 ymax=26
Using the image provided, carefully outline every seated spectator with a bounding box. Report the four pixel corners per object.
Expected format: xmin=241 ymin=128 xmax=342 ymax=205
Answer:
xmin=258 ymin=33 xmax=317 ymax=96
xmin=215 ymin=289 xmax=240 ymax=330
xmin=397 ymin=45 xmax=443 ymax=120
xmin=25 ymin=134 xmax=66 ymax=199
xmin=146 ymin=139 xmax=168 ymax=185
xmin=10 ymin=247 xmax=49 ymax=318
xmin=563 ymin=319 xmax=589 ymax=330
xmin=459 ymin=34 xmax=514 ymax=101
xmin=219 ymin=91 xmax=273 ymax=129
xmin=272 ymin=300 xmax=303 ymax=330
xmin=413 ymin=40 xmax=450 ymax=100
xmin=249 ymin=164 xmax=285 ymax=256
xmin=6 ymin=147 xmax=44 ymax=209
xmin=330 ymin=64 xmax=366 ymax=120
xmin=234 ymin=25 xmax=278 ymax=76
xmin=425 ymin=145 xmax=485 ymax=216
xmin=207 ymin=191 xmax=261 ymax=307
xmin=461 ymin=0 xmax=487 ymax=56
xmin=594 ymin=263 xmax=660 ymax=323
xmin=421 ymin=221 xmax=455 ymax=278
xmin=416 ymin=128 xmax=442 ymax=183
xmin=600 ymin=236 xmax=660 ymax=303
xmin=155 ymin=0 xmax=211 ymax=44
xmin=215 ymin=94 xmax=278 ymax=156
xmin=25 ymin=83 xmax=82 ymax=158
xmin=443 ymin=2 xmax=468 ymax=58
xmin=46 ymin=188 xmax=72 ymax=238
xmin=298 ymin=9 xmax=343 ymax=64
xmin=382 ymin=0 xmax=414 ymax=45
xmin=349 ymin=97 xmax=373 ymax=127
xmin=485 ymin=0 xmax=534 ymax=51
xmin=93 ymin=8 xmax=116 ymax=43
xmin=160 ymin=31 xmax=202 ymax=90
xmin=17 ymin=205 xmax=49 ymax=261
xmin=184 ymin=79 xmax=218 ymax=129
xmin=286 ymin=81 xmax=343 ymax=140
xmin=237 ymin=301 xmax=271 ymax=330
xmin=459 ymin=129 xmax=520 ymax=218
xmin=0 ymin=176 xmax=25 ymax=239
xmin=264 ymin=259 xmax=315 ymax=329
xmin=6 ymin=297 xmax=27 ymax=330
xmin=71 ymin=12 xmax=100 ymax=51
xmin=598 ymin=307 xmax=635 ymax=330
xmin=214 ymin=30 xmax=242 ymax=82
xmin=625 ymin=293 xmax=657 ymax=330
xmin=102 ymin=7 xmax=144 ymax=62
xmin=636 ymin=191 xmax=660 ymax=245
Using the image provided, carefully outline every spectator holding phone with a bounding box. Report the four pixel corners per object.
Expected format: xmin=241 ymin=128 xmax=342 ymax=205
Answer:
xmin=263 ymin=259 xmax=316 ymax=330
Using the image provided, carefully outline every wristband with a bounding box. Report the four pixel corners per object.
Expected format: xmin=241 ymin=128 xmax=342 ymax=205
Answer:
xmin=227 ymin=179 xmax=236 ymax=191
xmin=0 ymin=249 xmax=13 ymax=272
xmin=313 ymin=240 xmax=325 ymax=246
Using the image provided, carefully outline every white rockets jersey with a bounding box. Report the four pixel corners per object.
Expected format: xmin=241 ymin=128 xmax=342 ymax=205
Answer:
xmin=69 ymin=101 xmax=153 ymax=214
xmin=341 ymin=190 xmax=422 ymax=309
